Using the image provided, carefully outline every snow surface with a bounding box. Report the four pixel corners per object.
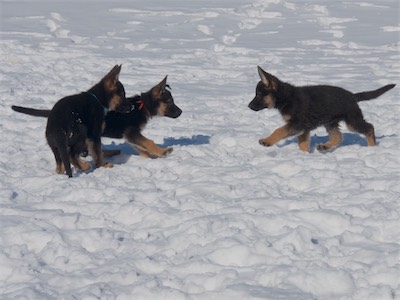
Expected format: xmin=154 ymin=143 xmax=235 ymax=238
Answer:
xmin=1 ymin=0 xmax=399 ymax=299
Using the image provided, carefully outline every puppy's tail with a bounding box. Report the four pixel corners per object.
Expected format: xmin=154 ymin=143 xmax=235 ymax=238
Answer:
xmin=354 ymin=84 xmax=396 ymax=102
xmin=12 ymin=105 xmax=50 ymax=117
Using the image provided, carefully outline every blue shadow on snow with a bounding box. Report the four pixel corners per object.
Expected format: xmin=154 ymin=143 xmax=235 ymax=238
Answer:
xmin=103 ymin=134 xmax=211 ymax=156
xmin=278 ymin=133 xmax=389 ymax=152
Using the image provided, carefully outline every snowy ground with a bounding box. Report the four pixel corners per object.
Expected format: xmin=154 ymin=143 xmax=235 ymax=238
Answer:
xmin=1 ymin=0 xmax=399 ymax=299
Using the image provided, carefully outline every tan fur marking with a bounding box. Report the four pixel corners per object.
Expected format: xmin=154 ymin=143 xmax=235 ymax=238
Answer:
xmin=56 ymin=163 xmax=65 ymax=174
xmin=282 ymin=114 xmax=291 ymax=122
xmin=365 ymin=130 xmax=376 ymax=146
xmin=134 ymin=147 xmax=161 ymax=159
xmin=263 ymin=95 xmax=275 ymax=109
xmin=157 ymin=103 xmax=167 ymax=116
xmin=127 ymin=133 xmax=172 ymax=157
xmin=259 ymin=124 xmax=291 ymax=146
xmin=347 ymin=124 xmax=376 ymax=146
xmin=298 ymin=130 xmax=310 ymax=152
xmin=108 ymin=95 xmax=122 ymax=111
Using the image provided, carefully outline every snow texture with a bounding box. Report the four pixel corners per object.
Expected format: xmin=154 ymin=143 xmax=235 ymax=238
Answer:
xmin=1 ymin=0 xmax=399 ymax=299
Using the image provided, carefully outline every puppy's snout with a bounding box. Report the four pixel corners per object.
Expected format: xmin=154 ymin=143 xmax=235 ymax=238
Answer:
xmin=248 ymin=98 xmax=260 ymax=111
xmin=116 ymin=97 xmax=133 ymax=113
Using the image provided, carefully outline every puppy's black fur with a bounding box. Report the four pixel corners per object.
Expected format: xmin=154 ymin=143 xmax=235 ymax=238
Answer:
xmin=248 ymin=66 xmax=396 ymax=152
xmin=13 ymin=65 xmax=131 ymax=177
xmin=12 ymin=76 xmax=182 ymax=159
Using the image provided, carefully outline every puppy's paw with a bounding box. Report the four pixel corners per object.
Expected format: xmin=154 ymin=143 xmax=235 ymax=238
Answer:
xmin=162 ymin=147 xmax=173 ymax=156
xmin=103 ymin=162 xmax=113 ymax=168
xmin=316 ymin=144 xmax=335 ymax=153
xmin=140 ymin=147 xmax=173 ymax=159
xmin=157 ymin=147 xmax=173 ymax=158
xmin=259 ymin=139 xmax=272 ymax=147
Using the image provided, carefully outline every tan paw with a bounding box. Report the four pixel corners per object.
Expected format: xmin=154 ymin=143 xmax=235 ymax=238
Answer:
xmin=162 ymin=147 xmax=173 ymax=156
xmin=103 ymin=162 xmax=113 ymax=168
xmin=259 ymin=139 xmax=272 ymax=147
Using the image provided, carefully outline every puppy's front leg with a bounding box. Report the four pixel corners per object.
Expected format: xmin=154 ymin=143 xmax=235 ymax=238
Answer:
xmin=87 ymin=139 xmax=113 ymax=168
xmin=134 ymin=147 xmax=163 ymax=159
xmin=126 ymin=132 xmax=172 ymax=158
xmin=297 ymin=130 xmax=310 ymax=152
xmin=259 ymin=124 xmax=293 ymax=147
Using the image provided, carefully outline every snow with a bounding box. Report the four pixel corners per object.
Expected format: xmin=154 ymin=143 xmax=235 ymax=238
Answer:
xmin=1 ymin=0 xmax=399 ymax=299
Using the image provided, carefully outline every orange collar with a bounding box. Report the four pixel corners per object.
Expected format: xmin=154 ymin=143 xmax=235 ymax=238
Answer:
xmin=137 ymin=98 xmax=152 ymax=119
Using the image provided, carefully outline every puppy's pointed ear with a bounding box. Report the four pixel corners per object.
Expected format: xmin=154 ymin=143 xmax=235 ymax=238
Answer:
xmin=103 ymin=64 xmax=122 ymax=92
xmin=257 ymin=66 xmax=278 ymax=90
xmin=152 ymin=75 xmax=168 ymax=97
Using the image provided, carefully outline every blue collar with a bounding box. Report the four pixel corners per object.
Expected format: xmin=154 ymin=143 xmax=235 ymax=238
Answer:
xmin=87 ymin=92 xmax=109 ymax=115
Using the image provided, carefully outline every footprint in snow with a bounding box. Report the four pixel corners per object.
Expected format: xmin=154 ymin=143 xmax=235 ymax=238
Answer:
xmin=44 ymin=12 xmax=86 ymax=43
xmin=197 ymin=24 xmax=213 ymax=36
xmin=221 ymin=34 xmax=240 ymax=45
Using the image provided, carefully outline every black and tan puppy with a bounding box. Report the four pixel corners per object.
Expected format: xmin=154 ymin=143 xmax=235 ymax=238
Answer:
xmin=18 ymin=65 xmax=131 ymax=177
xmin=248 ymin=66 xmax=396 ymax=152
xmin=103 ymin=76 xmax=182 ymax=158
xmin=12 ymin=76 xmax=181 ymax=159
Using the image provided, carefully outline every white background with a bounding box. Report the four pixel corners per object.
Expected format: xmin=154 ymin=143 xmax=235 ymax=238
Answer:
xmin=1 ymin=1 xmax=399 ymax=299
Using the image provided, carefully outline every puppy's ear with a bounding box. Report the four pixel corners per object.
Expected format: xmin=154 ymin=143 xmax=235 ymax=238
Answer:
xmin=103 ymin=64 xmax=122 ymax=92
xmin=257 ymin=66 xmax=278 ymax=91
xmin=152 ymin=75 xmax=168 ymax=97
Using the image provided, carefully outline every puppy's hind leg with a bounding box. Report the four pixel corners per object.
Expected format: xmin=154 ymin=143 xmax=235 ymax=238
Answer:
xmin=345 ymin=108 xmax=376 ymax=146
xmin=70 ymin=139 xmax=91 ymax=171
xmin=317 ymin=124 xmax=342 ymax=152
xmin=50 ymin=145 xmax=65 ymax=174
xmin=52 ymin=135 xmax=73 ymax=177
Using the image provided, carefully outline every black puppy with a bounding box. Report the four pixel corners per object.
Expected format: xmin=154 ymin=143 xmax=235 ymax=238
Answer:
xmin=12 ymin=76 xmax=181 ymax=159
xmin=15 ymin=65 xmax=131 ymax=177
xmin=248 ymin=66 xmax=396 ymax=152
